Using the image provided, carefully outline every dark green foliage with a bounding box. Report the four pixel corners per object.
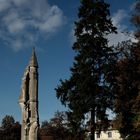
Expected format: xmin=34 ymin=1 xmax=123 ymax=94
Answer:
xmin=0 ymin=115 xmax=21 ymax=140
xmin=55 ymin=0 xmax=116 ymax=139
xmin=39 ymin=111 xmax=85 ymax=140
xmin=1 ymin=115 xmax=15 ymax=129
xmin=114 ymin=41 xmax=140 ymax=140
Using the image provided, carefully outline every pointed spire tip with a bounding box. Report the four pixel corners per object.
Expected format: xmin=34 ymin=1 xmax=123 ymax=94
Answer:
xmin=29 ymin=48 xmax=38 ymax=67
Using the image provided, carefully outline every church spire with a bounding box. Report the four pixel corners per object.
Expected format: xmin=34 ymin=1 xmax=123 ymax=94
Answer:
xmin=19 ymin=47 xmax=39 ymax=140
xmin=29 ymin=47 xmax=38 ymax=67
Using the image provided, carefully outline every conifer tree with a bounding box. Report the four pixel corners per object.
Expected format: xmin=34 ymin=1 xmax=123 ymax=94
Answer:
xmin=1 ymin=115 xmax=15 ymax=129
xmin=55 ymin=0 xmax=116 ymax=139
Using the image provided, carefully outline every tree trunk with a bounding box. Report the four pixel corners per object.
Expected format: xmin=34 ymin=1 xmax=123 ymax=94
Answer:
xmin=90 ymin=109 xmax=95 ymax=140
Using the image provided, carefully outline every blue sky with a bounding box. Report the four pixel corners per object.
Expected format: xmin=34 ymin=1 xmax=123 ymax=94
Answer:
xmin=0 ymin=0 xmax=135 ymax=123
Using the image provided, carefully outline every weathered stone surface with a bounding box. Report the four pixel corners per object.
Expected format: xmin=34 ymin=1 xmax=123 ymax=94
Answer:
xmin=19 ymin=48 xmax=39 ymax=140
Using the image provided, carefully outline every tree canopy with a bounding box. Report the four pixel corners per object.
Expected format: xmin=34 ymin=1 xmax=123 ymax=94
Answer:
xmin=55 ymin=0 xmax=116 ymax=139
xmin=1 ymin=115 xmax=15 ymax=129
xmin=0 ymin=115 xmax=21 ymax=140
xmin=114 ymin=0 xmax=140 ymax=139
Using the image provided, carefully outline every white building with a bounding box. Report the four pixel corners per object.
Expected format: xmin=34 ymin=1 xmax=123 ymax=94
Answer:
xmin=85 ymin=111 xmax=123 ymax=140
xmin=86 ymin=130 xmax=123 ymax=140
xmin=95 ymin=130 xmax=123 ymax=140
xmin=86 ymin=119 xmax=123 ymax=140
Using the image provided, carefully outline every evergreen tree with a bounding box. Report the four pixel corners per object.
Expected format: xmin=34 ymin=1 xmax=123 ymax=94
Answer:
xmin=0 ymin=115 xmax=21 ymax=140
xmin=1 ymin=115 xmax=15 ymax=129
xmin=55 ymin=0 xmax=116 ymax=139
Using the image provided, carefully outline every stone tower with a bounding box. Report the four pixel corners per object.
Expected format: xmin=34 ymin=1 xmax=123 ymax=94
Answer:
xmin=19 ymin=48 xmax=39 ymax=140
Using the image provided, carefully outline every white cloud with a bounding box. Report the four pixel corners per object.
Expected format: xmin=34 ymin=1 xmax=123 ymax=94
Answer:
xmin=38 ymin=6 xmax=64 ymax=33
xmin=13 ymin=39 xmax=22 ymax=51
xmin=3 ymin=12 xmax=26 ymax=34
xmin=0 ymin=0 xmax=10 ymax=12
xmin=108 ymin=9 xmax=136 ymax=46
xmin=12 ymin=0 xmax=28 ymax=6
xmin=130 ymin=1 xmax=138 ymax=11
xmin=112 ymin=9 xmax=127 ymax=26
xmin=69 ymin=25 xmax=76 ymax=45
xmin=0 ymin=0 xmax=65 ymax=51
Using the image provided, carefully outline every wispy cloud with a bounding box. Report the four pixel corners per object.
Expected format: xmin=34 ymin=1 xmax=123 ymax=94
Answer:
xmin=108 ymin=9 xmax=136 ymax=46
xmin=69 ymin=25 xmax=76 ymax=45
xmin=0 ymin=0 xmax=65 ymax=51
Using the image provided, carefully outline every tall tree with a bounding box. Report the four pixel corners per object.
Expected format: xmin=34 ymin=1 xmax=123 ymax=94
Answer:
xmin=39 ymin=111 xmax=85 ymax=140
xmin=55 ymin=0 xmax=116 ymax=139
xmin=0 ymin=115 xmax=21 ymax=140
xmin=1 ymin=115 xmax=15 ymax=129
xmin=114 ymin=0 xmax=140 ymax=139
xmin=131 ymin=1 xmax=140 ymax=136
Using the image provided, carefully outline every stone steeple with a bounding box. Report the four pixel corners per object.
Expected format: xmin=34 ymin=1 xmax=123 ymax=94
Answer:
xmin=19 ymin=48 xmax=39 ymax=140
xmin=29 ymin=47 xmax=38 ymax=67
